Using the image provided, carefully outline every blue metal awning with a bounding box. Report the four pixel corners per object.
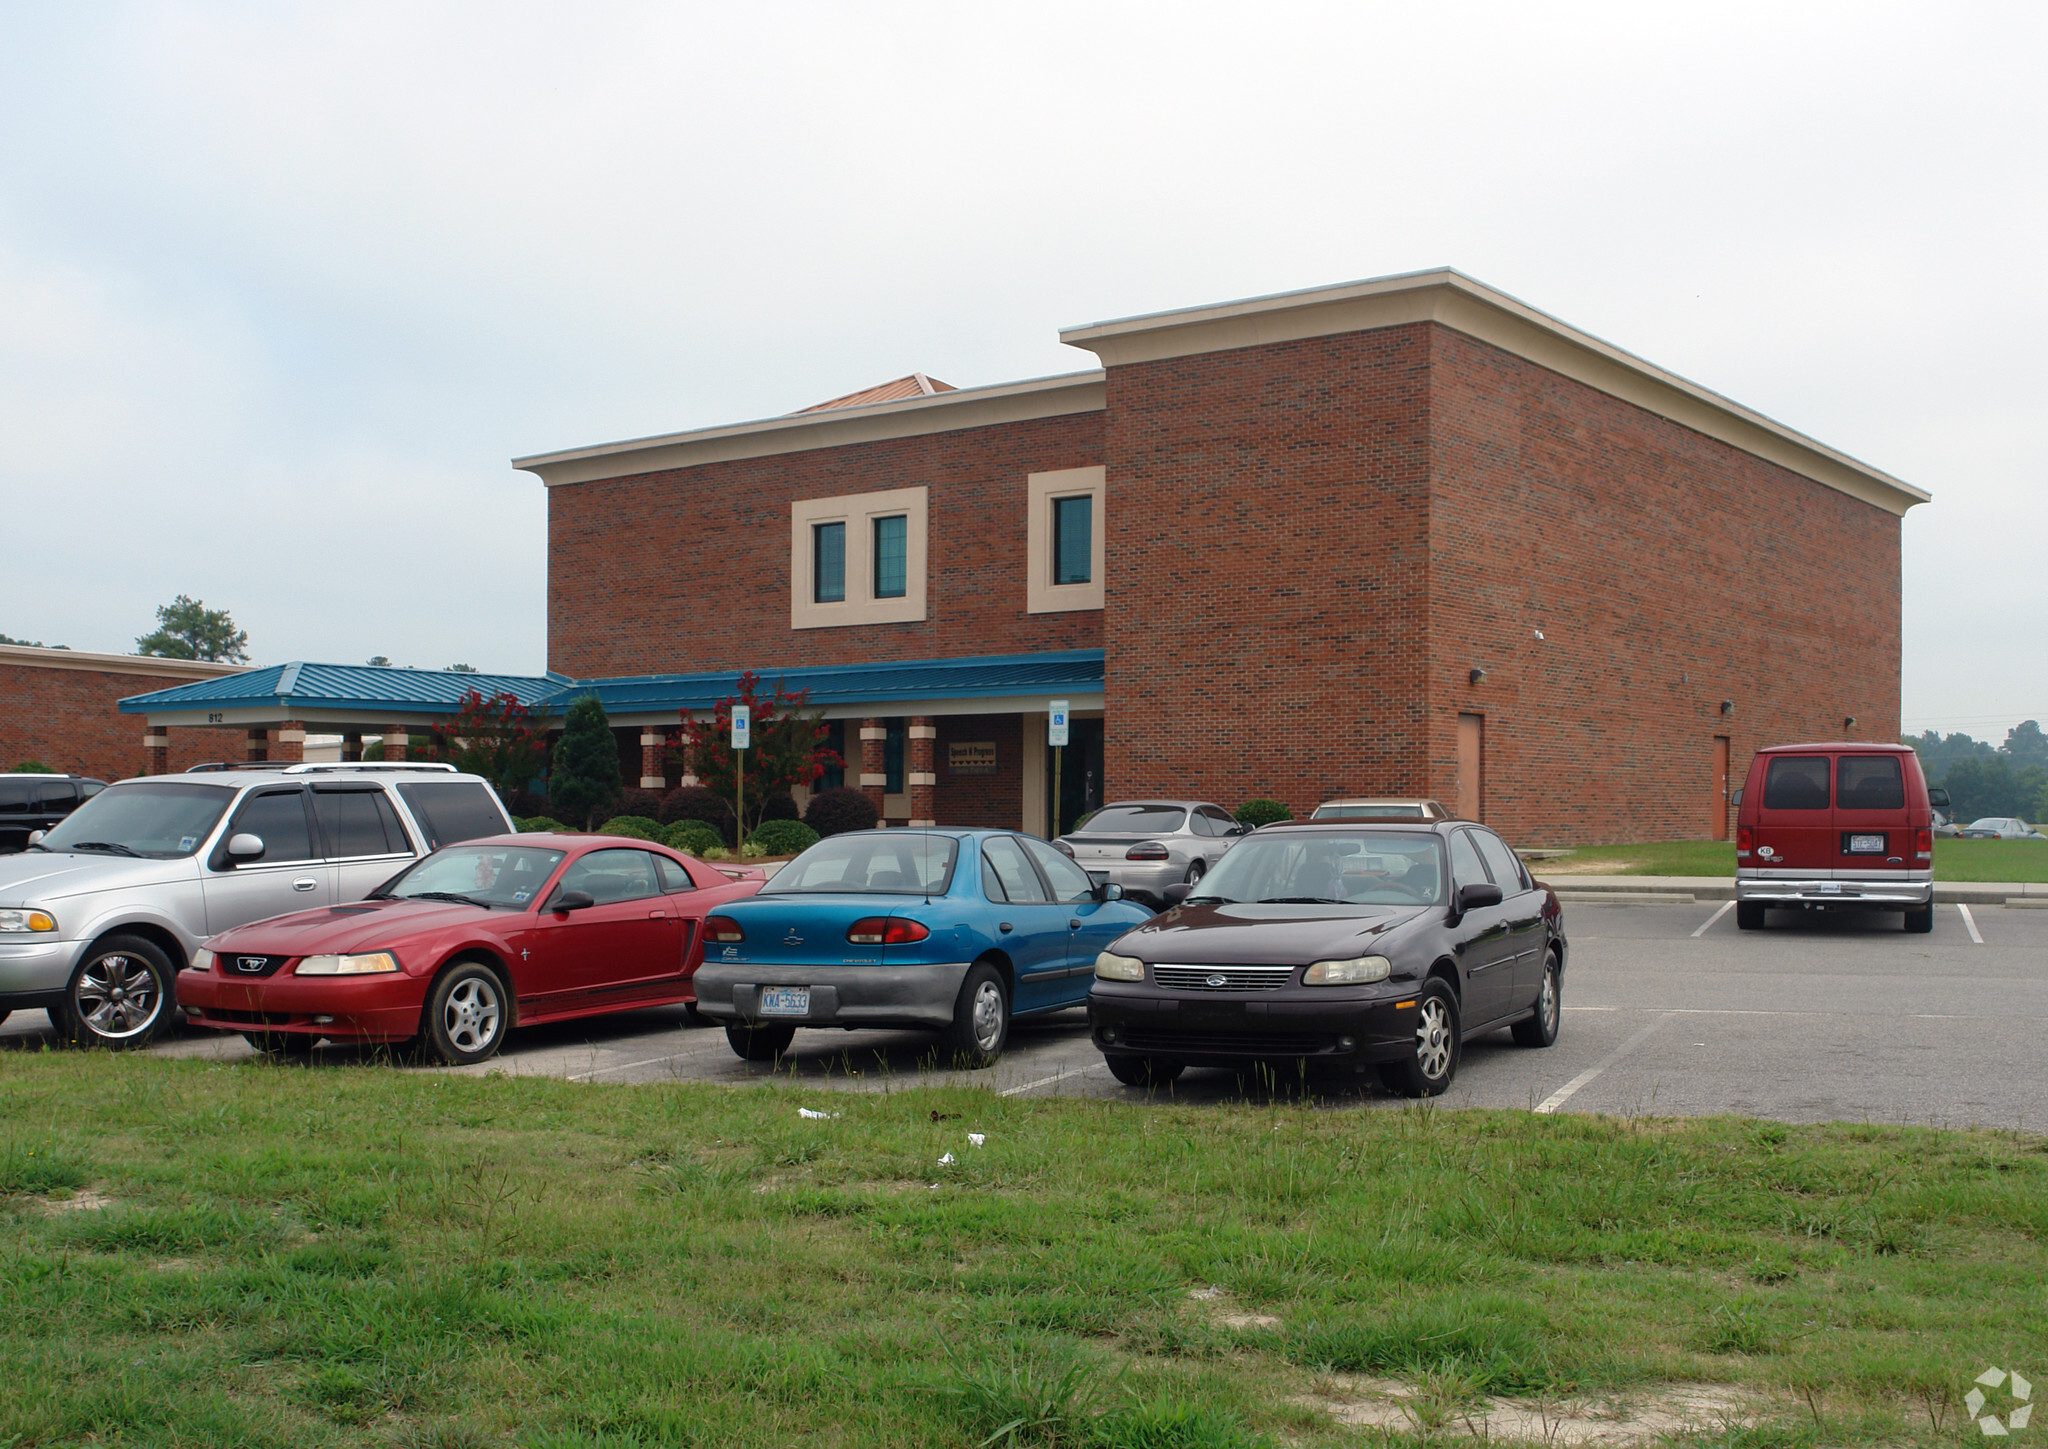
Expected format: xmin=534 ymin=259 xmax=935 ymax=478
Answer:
xmin=120 ymin=650 xmax=1104 ymax=720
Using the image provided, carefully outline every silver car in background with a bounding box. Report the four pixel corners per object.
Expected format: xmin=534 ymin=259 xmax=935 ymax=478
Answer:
xmin=1054 ymin=799 xmax=1248 ymax=905
xmin=0 ymin=763 xmax=513 ymax=1049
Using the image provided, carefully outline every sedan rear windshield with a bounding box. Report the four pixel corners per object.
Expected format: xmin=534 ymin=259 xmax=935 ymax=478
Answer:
xmin=1072 ymin=805 xmax=1186 ymax=834
xmin=36 ymin=781 xmax=235 ymax=859
xmin=1315 ymin=803 xmax=1426 ymax=819
xmin=1189 ymin=831 xmax=1444 ymax=907
xmin=762 ymin=835 xmax=958 ymax=895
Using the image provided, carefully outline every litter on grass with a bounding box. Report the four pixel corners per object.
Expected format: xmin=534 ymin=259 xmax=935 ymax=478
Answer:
xmin=938 ymin=1152 xmax=956 ymax=1166
xmin=797 ymin=1108 xmax=840 ymax=1120
xmin=967 ymin=1132 xmax=986 ymax=1147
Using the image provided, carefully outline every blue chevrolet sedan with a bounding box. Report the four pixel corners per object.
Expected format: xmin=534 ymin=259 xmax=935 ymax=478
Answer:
xmin=691 ymin=829 xmax=1153 ymax=1067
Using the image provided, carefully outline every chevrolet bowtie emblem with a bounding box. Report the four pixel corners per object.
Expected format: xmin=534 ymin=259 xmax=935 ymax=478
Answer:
xmin=1205 ymin=973 xmax=1227 ymax=988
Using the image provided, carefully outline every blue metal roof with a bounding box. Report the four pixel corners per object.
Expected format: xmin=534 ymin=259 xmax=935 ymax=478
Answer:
xmin=120 ymin=650 xmax=1104 ymax=717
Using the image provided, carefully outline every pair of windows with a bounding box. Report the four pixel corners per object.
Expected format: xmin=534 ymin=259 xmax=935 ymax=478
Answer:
xmin=1448 ymin=827 xmax=1533 ymax=894
xmin=812 ymin=516 xmax=909 ymax=603
xmin=555 ymin=847 xmax=697 ymax=902
xmin=218 ymin=786 xmax=411 ymax=866
xmin=982 ymin=833 xmax=1097 ymax=905
xmin=1761 ymin=755 xmax=1905 ymax=812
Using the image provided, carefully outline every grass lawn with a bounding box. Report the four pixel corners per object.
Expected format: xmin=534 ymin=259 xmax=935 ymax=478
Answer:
xmin=1535 ymin=837 xmax=2048 ymax=882
xmin=4 ymin=1056 xmax=2046 ymax=1447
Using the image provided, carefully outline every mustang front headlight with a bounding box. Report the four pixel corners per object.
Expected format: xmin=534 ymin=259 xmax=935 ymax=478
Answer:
xmin=1094 ymin=951 xmax=1146 ymax=982
xmin=0 ymin=909 xmax=57 ymax=933
xmin=296 ymin=952 xmax=401 ymax=976
xmin=1303 ymin=954 xmax=1392 ymax=985
xmin=190 ymin=948 xmax=215 ymax=973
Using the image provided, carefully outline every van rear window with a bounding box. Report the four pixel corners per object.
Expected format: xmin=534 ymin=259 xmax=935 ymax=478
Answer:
xmin=1837 ymin=756 xmax=1905 ymax=811
xmin=1762 ymin=757 xmax=1831 ymax=810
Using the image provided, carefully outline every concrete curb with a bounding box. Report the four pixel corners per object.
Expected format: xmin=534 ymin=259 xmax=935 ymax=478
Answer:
xmin=1535 ymin=874 xmax=2048 ymax=906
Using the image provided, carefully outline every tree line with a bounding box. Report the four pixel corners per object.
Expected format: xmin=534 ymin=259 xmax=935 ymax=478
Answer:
xmin=1905 ymin=721 xmax=2048 ymax=823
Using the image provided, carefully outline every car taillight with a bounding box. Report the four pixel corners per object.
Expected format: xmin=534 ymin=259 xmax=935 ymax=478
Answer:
xmin=847 ymin=917 xmax=930 ymax=945
xmin=704 ymin=916 xmax=746 ymax=943
xmin=1915 ymin=827 xmax=1932 ymax=858
xmin=1052 ymin=840 xmax=1075 ymax=857
xmin=1126 ymin=842 xmax=1170 ymax=861
xmin=1736 ymin=826 xmax=1753 ymax=857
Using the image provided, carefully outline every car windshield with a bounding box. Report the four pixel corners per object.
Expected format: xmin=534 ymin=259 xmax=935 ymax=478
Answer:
xmin=381 ymin=845 xmax=567 ymax=907
xmin=761 ymin=834 xmax=958 ymax=895
xmin=35 ymin=781 xmax=234 ymax=859
xmin=1315 ymin=803 xmax=1426 ymax=819
xmin=1072 ymin=804 xmax=1187 ymax=834
xmin=1187 ymin=831 xmax=1444 ymax=906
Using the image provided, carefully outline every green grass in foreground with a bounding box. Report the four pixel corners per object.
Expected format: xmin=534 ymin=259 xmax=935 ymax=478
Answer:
xmin=3 ymin=1056 xmax=2046 ymax=1448
xmin=1545 ymin=836 xmax=2048 ymax=882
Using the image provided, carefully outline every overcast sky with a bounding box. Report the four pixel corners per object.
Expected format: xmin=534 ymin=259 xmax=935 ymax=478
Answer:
xmin=2 ymin=2 xmax=2042 ymax=738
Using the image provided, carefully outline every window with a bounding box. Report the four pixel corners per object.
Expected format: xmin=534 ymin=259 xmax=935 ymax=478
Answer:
xmin=224 ymin=789 xmax=315 ymax=865
xmin=789 ymin=486 xmax=928 ymax=629
xmin=819 ymin=720 xmax=846 ymax=789
xmin=1021 ymin=836 xmax=1096 ymax=903
xmin=1053 ymin=495 xmax=1092 ymax=585
xmin=1837 ymin=756 xmax=1905 ymax=811
xmin=557 ymin=848 xmax=661 ymax=905
xmin=762 ymin=834 xmax=958 ymax=895
xmin=1448 ymin=829 xmax=1487 ymax=889
xmin=1076 ymin=804 xmax=1185 ymax=835
xmin=389 ymin=844 xmax=565 ymax=906
xmin=656 ymin=854 xmax=696 ymax=892
xmin=396 ymin=781 xmax=510 ymax=850
xmin=1762 ymin=757 xmax=1831 ymax=811
xmin=40 ymin=781 xmax=232 ymax=858
xmin=813 ymin=522 xmax=846 ymax=603
xmin=981 ymin=836 xmax=1049 ymax=903
xmin=884 ymin=719 xmax=905 ymax=795
xmin=31 ymin=780 xmax=76 ymax=811
xmin=0 ymin=780 xmax=28 ymax=814
xmin=1026 ymin=467 xmax=1106 ymax=614
xmin=873 ymin=515 xmax=907 ymax=598
xmin=1473 ymin=830 xmax=1527 ymax=893
xmin=313 ymin=785 xmax=412 ymax=858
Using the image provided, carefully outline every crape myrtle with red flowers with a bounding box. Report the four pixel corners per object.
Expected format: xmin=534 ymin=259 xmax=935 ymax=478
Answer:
xmin=417 ymin=690 xmax=552 ymax=807
xmin=671 ymin=671 xmax=841 ymax=829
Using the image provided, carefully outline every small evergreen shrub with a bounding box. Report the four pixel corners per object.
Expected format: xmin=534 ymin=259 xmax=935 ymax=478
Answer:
xmin=659 ymin=785 xmax=735 ymax=843
xmin=516 ymin=816 xmax=568 ymax=833
xmin=739 ymin=840 xmax=767 ymax=859
xmin=665 ymin=820 xmax=723 ymax=857
xmin=758 ymin=791 xmax=800 ymax=824
xmin=1234 ymin=797 xmax=1293 ymax=828
xmin=804 ymin=786 xmax=878 ymax=837
xmin=616 ymin=787 xmax=663 ymax=819
xmin=596 ymin=815 xmax=663 ymax=842
xmin=551 ymin=693 xmax=622 ymax=830
xmin=749 ymin=819 xmax=819 ymax=856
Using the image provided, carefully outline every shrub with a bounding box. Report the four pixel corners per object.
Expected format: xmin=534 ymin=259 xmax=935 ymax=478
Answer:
xmin=740 ymin=840 xmax=767 ymax=859
xmin=665 ymin=820 xmax=723 ymax=857
xmin=617 ymin=787 xmax=664 ymax=819
xmin=700 ymin=845 xmax=734 ymax=861
xmin=805 ymin=786 xmax=878 ymax=837
xmin=12 ymin=760 xmax=55 ymax=773
xmin=550 ymin=693 xmax=622 ymax=830
xmin=507 ymin=788 xmax=549 ymax=819
xmin=1234 ymin=797 xmax=1293 ymax=828
xmin=596 ymin=815 xmax=663 ymax=842
xmin=659 ymin=785 xmax=735 ymax=843
xmin=749 ymin=819 xmax=819 ymax=856
xmin=758 ymin=791 xmax=800 ymax=824
xmin=515 ymin=816 xmax=568 ymax=833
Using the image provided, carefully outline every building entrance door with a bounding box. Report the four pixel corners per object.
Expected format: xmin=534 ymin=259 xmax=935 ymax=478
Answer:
xmin=1047 ymin=718 xmax=1104 ymax=837
xmin=1712 ymin=735 xmax=1731 ymax=840
xmin=1456 ymin=713 xmax=1484 ymax=821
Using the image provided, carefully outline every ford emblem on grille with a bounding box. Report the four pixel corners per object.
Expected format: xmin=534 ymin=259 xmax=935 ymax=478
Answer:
xmin=236 ymin=956 xmax=267 ymax=974
xmin=1205 ymin=973 xmax=1227 ymax=988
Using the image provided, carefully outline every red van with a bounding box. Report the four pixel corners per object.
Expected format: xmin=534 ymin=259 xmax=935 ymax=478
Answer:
xmin=1734 ymin=742 xmax=1935 ymax=933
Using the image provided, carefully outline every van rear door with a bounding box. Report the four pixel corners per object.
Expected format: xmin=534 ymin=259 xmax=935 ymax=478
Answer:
xmin=1833 ymin=754 xmax=1913 ymax=882
xmin=1754 ymin=754 xmax=1834 ymax=877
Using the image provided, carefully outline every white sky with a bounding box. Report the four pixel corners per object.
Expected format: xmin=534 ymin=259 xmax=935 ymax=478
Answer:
xmin=2 ymin=2 xmax=2042 ymax=739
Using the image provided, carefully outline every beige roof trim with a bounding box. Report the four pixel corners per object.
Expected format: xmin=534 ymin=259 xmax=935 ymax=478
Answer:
xmin=1060 ymin=268 xmax=1928 ymax=516
xmin=515 ymin=371 xmax=1105 ymax=488
xmin=0 ymin=643 xmax=252 ymax=680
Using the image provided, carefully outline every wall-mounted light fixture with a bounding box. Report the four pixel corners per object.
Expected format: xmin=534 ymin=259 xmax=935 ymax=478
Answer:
xmin=1843 ymin=715 xmax=1858 ymax=729
xmin=1719 ymin=700 xmax=1734 ymax=715
xmin=1469 ymin=667 xmax=1487 ymax=686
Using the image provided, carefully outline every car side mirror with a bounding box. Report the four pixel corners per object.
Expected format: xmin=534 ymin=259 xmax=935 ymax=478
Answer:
xmin=227 ymin=833 xmax=266 ymax=861
xmin=26 ymin=830 xmax=44 ymax=846
xmin=1229 ymin=823 xmax=1250 ymax=836
xmin=549 ymin=889 xmax=595 ymax=913
xmin=1094 ymin=881 xmax=1124 ymax=902
xmin=1161 ymin=882 xmax=1194 ymax=908
xmin=1455 ymin=882 xmax=1503 ymax=913
xmin=1928 ymin=787 xmax=1951 ymax=809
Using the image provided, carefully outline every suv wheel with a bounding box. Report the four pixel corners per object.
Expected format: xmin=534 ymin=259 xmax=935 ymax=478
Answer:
xmin=60 ymin=935 xmax=173 ymax=1049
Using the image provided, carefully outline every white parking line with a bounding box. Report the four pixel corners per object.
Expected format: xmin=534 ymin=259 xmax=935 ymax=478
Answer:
xmin=567 ymin=1052 xmax=688 ymax=1082
xmin=1691 ymin=901 xmax=1735 ymax=937
xmin=1958 ymin=903 xmax=1984 ymax=945
xmin=1534 ymin=1010 xmax=1675 ymax=1115
xmin=1000 ymin=1063 xmax=1104 ymax=1097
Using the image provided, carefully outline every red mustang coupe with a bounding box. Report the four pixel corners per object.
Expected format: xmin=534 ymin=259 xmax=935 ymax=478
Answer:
xmin=179 ymin=833 xmax=766 ymax=1065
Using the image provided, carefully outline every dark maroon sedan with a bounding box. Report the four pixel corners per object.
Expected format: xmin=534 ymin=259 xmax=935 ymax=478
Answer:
xmin=180 ymin=833 xmax=765 ymax=1064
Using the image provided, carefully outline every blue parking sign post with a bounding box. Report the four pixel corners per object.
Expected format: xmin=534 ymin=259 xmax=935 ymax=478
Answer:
xmin=731 ymin=705 xmax=751 ymax=852
xmin=1048 ymin=700 xmax=1069 ymax=837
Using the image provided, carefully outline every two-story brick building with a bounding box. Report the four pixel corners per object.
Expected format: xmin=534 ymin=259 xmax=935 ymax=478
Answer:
xmin=507 ymin=268 xmax=1926 ymax=847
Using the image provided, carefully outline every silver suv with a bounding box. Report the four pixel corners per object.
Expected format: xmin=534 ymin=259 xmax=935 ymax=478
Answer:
xmin=0 ymin=763 xmax=514 ymax=1048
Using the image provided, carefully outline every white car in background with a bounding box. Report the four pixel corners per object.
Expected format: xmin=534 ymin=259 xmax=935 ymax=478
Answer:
xmin=1053 ymin=799 xmax=1249 ymax=905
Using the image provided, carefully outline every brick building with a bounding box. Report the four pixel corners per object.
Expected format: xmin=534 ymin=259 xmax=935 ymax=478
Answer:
xmin=120 ymin=269 xmax=1925 ymax=847
xmin=1 ymin=644 xmax=248 ymax=780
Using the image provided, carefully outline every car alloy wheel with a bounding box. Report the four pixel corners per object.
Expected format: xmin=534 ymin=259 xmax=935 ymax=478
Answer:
xmin=443 ymin=977 xmax=500 ymax=1055
xmin=1415 ymin=996 xmax=1454 ymax=1078
xmin=1512 ymin=954 xmax=1560 ymax=1048
xmin=969 ymin=979 xmax=1004 ymax=1052
xmin=422 ymin=962 xmax=508 ymax=1066
xmin=62 ymin=935 xmax=172 ymax=1049
xmin=1378 ymin=978 xmax=1460 ymax=1098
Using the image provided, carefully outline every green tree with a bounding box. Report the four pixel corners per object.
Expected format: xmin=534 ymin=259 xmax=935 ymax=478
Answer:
xmin=675 ymin=672 xmax=841 ymax=836
xmin=445 ymin=663 xmax=480 ymax=673
xmin=0 ymin=632 xmax=67 ymax=649
xmin=368 ymin=656 xmax=393 ymax=667
xmin=136 ymin=596 xmax=249 ymax=663
xmin=2003 ymin=720 xmax=2048 ymax=770
xmin=550 ymin=693 xmax=622 ymax=830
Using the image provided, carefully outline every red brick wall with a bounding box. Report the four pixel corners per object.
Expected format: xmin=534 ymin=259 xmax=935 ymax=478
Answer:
xmin=548 ymin=413 xmax=1105 ymax=679
xmin=1100 ymin=326 xmax=1437 ymax=816
xmin=933 ymin=713 xmax=1024 ymax=828
xmin=0 ymin=661 xmax=248 ymax=782
xmin=1425 ymin=324 xmax=1900 ymax=846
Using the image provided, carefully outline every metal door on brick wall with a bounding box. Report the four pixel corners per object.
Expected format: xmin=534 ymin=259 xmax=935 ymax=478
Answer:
xmin=1456 ymin=713 xmax=1484 ymax=822
xmin=1712 ymin=736 xmax=1731 ymax=840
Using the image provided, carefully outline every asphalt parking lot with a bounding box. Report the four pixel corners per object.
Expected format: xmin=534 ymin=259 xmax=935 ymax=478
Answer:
xmin=5 ymin=900 xmax=2044 ymax=1127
